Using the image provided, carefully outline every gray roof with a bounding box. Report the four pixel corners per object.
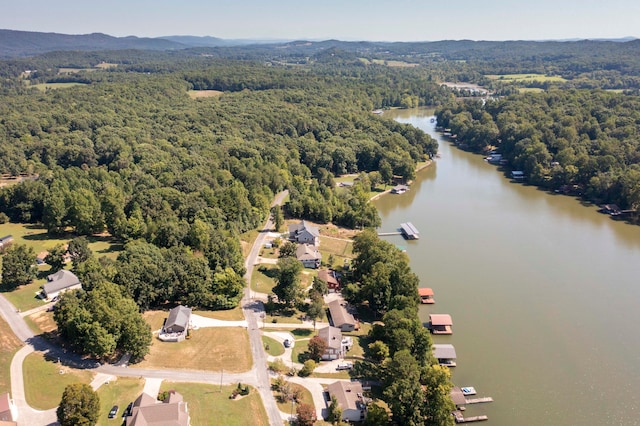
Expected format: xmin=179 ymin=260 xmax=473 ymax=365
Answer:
xmin=296 ymin=244 xmax=321 ymax=261
xmin=328 ymin=299 xmax=356 ymax=328
xmin=165 ymin=306 xmax=192 ymax=331
xmin=126 ymin=392 xmax=189 ymax=426
xmin=289 ymin=220 xmax=320 ymax=238
xmin=433 ymin=344 xmax=457 ymax=359
xmin=327 ymin=381 xmax=364 ymax=412
xmin=318 ymin=326 xmax=343 ymax=349
xmin=43 ymin=270 xmax=81 ymax=296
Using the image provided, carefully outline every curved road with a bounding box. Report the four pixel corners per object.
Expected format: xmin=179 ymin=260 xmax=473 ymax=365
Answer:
xmin=0 ymin=190 xmax=290 ymax=426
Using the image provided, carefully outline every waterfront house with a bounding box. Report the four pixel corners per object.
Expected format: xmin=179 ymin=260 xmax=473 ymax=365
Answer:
xmin=318 ymin=269 xmax=340 ymax=291
xmin=328 ymin=299 xmax=357 ymax=332
xmin=429 ymin=314 xmax=453 ymax=335
xmin=42 ymin=270 xmax=82 ymax=300
xmin=289 ymin=220 xmax=320 ymax=246
xmin=317 ymin=326 xmax=352 ymax=360
xmin=126 ymin=391 xmax=190 ymax=426
xmin=326 ymin=381 xmax=367 ymax=422
xmin=418 ymin=287 xmax=435 ymax=304
xmin=433 ymin=344 xmax=457 ymax=367
xmin=296 ymin=244 xmax=322 ymax=269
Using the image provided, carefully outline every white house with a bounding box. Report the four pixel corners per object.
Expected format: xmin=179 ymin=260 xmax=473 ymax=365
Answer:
xmin=318 ymin=326 xmax=352 ymax=360
xmin=326 ymin=381 xmax=367 ymax=422
xmin=42 ymin=270 xmax=82 ymax=300
xmin=288 ymin=220 xmax=320 ymax=246
xmin=296 ymin=244 xmax=322 ymax=269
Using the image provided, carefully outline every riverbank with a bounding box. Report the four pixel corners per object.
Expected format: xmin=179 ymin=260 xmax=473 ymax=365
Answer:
xmin=369 ymin=159 xmax=432 ymax=201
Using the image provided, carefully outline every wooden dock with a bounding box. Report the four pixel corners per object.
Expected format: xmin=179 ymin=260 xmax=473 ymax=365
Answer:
xmin=453 ymin=411 xmax=488 ymax=423
xmin=465 ymin=397 xmax=493 ymax=404
xmin=377 ymin=231 xmax=402 ymax=236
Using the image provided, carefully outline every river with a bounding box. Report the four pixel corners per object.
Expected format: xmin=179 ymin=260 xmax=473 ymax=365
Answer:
xmin=375 ymin=108 xmax=640 ymax=425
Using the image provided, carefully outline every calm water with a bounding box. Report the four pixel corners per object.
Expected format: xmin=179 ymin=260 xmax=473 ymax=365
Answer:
xmin=375 ymin=108 xmax=640 ymax=426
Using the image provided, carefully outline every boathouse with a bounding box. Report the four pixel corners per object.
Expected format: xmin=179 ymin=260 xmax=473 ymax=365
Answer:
xmin=400 ymin=222 xmax=419 ymax=240
xmin=429 ymin=314 xmax=453 ymax=335
xmin=511 ymin=170 xmax=525 ymax=180
xmin=418 ymin=287 xmax=435 ymax=304
xmin=391 ymin=184 xmax=409 ymax=194
xmin=433 ymin=344 xmax=457 ymax=367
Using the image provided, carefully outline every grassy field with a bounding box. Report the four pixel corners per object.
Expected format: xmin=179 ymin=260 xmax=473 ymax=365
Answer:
xmin=262 ymin=335 xmax=285 ymax=357
xmin=1 ymin=280 xmax=47 ymax=312
xmin=486 ymin=73 xmax=567 ymax=82
xmin=0 ymin=316 xmax=23 ymax=394
xmin=240 ymin=229 xmax=260 ymax=259
xmin=160 ymin=382 xmax=269 ymax=426
xmin=134 ymin=327 xmax=252 ymax=373
xmin=193 ymin=306 xmax=245 ymax=321
xmin=31 ymin=82 xmax=89 ymax=91
xmin=25 ymin=310 xmax=57 ymax=335
xmin=251 ymin=264 xmax=278 ymax=294
xmin=291 ymin=339 xmax=311 ymax=364
xmin=23 ymin=351 xmax=94 ymax=410
xmin=188 ymin=89 xmax=224 ymax=99
xmin=96 ymin=377 xmax=144 ymax=426
xmin=519 ymin=87 xmax=545 ymax=93
xmin=319 ymin=236 xmax=353 ymax=266
xmin=274 ymin=381 xmax=315 ymax=413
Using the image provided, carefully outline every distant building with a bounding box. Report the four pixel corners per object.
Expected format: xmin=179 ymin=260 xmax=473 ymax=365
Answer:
xmin=126 ymin=391 xmax=190 ymax=426
xmin=391 ymin=184 xmax=409 ymax=194
xmin=289 ymin=220 xmax=320 ymax=246
xmin=326 ymin=381 xmax=367 ymax=422
xmin=42 ymin=270 xmax=82 ymax=300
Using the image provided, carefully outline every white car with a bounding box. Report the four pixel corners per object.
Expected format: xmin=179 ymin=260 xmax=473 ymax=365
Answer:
xmin=336 ymin=362 xmax=353 ymax=370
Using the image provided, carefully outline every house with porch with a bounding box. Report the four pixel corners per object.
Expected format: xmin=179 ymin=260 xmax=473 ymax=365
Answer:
xmin=326 ymin=381 xmax=367 ymax=423
xmin=296 ymin=244 xmax=322 ymax=269
xmin=318 ymin=326 xmax=352 ymax=360
xmin=159 ymin=305 xmax=192 ymax=342
xmin=288 ymin=220 xmax=320 ymax=246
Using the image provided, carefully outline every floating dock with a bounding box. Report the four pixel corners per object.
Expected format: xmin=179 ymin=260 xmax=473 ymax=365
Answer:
xmin=400 ymin=222 xmax=419 ymax=240
xmin=453 ymin=411 xmax=488 ymax=423
xmin=465 ymin=397 xmax=493 ymax=404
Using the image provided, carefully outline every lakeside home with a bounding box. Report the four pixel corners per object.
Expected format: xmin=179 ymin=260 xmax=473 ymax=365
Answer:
xmin=391 ymin=184 xmax=409 ymax=194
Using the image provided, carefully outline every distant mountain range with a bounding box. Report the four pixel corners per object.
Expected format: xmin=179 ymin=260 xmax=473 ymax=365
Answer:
xmin=0 ymin=28 xmax=637 ymax=59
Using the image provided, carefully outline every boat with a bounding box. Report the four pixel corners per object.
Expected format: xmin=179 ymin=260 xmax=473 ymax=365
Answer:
xmin=461 ymin=387 xmax=476 ymax=396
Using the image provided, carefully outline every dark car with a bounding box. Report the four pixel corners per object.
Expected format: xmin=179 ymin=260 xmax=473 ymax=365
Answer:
xmin=108 ymin=405 xmax=118 ymax=419
xmin=123 ymin=402 xmax=133 ymax=417
xmin=283 ymin=339 xmax=291 ymax=348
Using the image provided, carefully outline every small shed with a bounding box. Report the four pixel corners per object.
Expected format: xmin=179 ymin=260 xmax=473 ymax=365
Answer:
xmin=429 ymin=314 xmax=453 ymax=335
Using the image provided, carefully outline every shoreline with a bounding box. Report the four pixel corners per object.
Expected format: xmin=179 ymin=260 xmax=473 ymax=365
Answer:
xmin=369 ymin=159 xmax=433 ymax=201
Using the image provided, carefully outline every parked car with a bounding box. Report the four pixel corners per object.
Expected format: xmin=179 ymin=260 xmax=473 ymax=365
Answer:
xmin=123 ymin=402 xmax=133 ymax=417
xmin=283 ymin=339 xmax=291 ymax=348
xmin=336 ymin=362 xmax=353 ymax=370
xmin=108 ymin=405 xmax=118 ymax=419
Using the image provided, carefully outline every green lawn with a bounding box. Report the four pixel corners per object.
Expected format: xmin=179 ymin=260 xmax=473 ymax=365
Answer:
xmin=250 ymin=264 xmax=278 ymax=294
xmin=291 ymin=339 xmax=310 ymax=364
xmin=1 ymin=280 xmax=46 ymax=312
xmin=96 ymin=377 xmax=144 ymax=426
xmin=262 ymin=335 xmax=285 ymax=357
xmin=193 ymin=306 xmax=245 ymax=321
xmin=23 ymin=351 xmax=94 ymax=410
xmin=160 ymin=382 xmax=269 ymax=426
xmin=486 ymin=73 xmax=567 ymax=82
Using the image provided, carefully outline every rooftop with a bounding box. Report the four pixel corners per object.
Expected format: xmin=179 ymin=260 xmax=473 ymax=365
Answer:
xmin=328 ymin=299 xmax=356 ymax=327
xmin=326 ymin=381 xmax=365 ymax=412
xmin=429 ymin=314 xmax=452 ymax=326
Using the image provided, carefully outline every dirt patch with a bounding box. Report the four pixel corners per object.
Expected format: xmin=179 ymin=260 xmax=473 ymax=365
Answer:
xmin=189 ymin=90 xmax=224 ymax=99
xmin=28 ymin=311 xmax=58 ymax=334
xmin=0 ymin=317 xmax=22 ymax=353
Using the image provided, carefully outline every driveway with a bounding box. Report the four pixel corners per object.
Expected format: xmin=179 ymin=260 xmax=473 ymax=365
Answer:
xmin=189 ymin=314 xmax=247 ymax=329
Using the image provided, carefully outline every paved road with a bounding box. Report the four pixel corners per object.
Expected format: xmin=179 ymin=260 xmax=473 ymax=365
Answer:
xmin=243 ymin=189 xmax=289 ymax=426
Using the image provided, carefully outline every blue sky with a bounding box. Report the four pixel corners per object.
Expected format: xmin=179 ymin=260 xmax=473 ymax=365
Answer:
xmin=2 ymin=0 xmax=638 ymax=41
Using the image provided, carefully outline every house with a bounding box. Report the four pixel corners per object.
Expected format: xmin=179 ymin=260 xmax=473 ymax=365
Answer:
xmin=318 ymin=269 xmax=340 ymax=291
xmin=0 ymin=393 xmax=17 ymax=423
xmin=328 ymin=299 xmax=357 ymax=332
xmin=126 ymin=391 xmax=190 ymax=426
xmin=317 ymin=326 xmax=352 ymax=360
xmin=42 ymin=270 xmax=82 ymax=300
xmin=289 ymin=220 xmax=320 ymax=246
xmin=160 ymin=306 xmax=192 ymax=342
xmin=429 ymin=314 xmax=453 ymax=335
xmin=391 ymin=184 xmax=409 ymax=194
xmin=296 ymin=244 xmax=322 ymax=269
xmin=326 ymin=381 xmax=367 ymax=423
xmin=433 ymin=344 xmax=457 ymax=367
xmin=418 ymin=287 xmax=435 ymax=304
xmin=0 ymin=235 xmax=13 ymax=252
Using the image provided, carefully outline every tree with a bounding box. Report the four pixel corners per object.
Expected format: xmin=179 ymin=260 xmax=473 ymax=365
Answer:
xmin=271 ymin=205 xmax=284 ymax=232
xmin=278 ymin=241 xmax=297 ymax=258
xmin=311 ymin=276 xmax=328 ymax=296
xmin=273 ymin=256 xmax=303 ymax=307
xmin=56 ymin=383 xmax=100 ymax=426
xmin=327 ymin=394 xmax=343 ymax=424
xmin=299 ymin=359 xmax=316 ymax=377
xmin=306 ymin=297 xmax=325 ymax=331
xmin=44 ymin=243 xmax=67 ymax=273
xmin=1 ymin=243 xmax=37 ymax=289
xmin=296 ymin=402 xmax=317 ymax=426
xmin=368 ymin=340 xmax=390 ymax=363
xmin=422 ymin=365 xmax=455 ymax=426
xmin=383 ymin=350 xmax=425 ymax=426
xmin=364 ymin=402 xmax=390 ymax=426
xmin=68 ymin=236 xmax=92 ymax=267
xmin=307 ymin=336 xmax=328 ymax=362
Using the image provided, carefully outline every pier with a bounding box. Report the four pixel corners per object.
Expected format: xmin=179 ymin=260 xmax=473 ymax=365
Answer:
xmin=465 ymin=397 xmax=493 ymax=404
xmin=453 ymin=411 xmax=488 ymax=423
